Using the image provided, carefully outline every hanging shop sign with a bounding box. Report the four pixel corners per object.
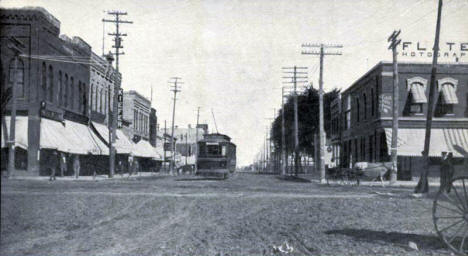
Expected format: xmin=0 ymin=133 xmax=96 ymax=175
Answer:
xmin=117 ymin=88 xmax=123 ymax=128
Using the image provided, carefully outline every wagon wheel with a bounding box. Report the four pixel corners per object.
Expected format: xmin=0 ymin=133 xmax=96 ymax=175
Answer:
xmin=433 ymin=176 xmax=468 ymax=256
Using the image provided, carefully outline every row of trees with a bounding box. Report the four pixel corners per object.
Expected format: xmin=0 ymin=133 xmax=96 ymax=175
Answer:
xmin=270 ymin=85 xmax=339 ymax=173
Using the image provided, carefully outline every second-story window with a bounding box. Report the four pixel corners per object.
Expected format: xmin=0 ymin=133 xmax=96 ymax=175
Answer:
xmin=64 ymin=74 xmax=68 ymax=107
xmin=70 ymin=76 xmax=74 ymax=110
xmin=8 ymin=58 xmax=24 ymax=98
xmin=41 ymin=62 xmax=47 ymax=100
xmin=404 ymin=77 xmax=427 ymax=116
xmin=435 ymin=78 xmax=458 ymax=117
xmin=363 ymin=93 xmax=367 ymax=120
xmin=48 ymin=65 xmax=54 ymax=103
xmin=58 ymin=71 xmax=62 ymax=106
xmin=371 ymin=88 xmax=375 ymax=116
xmin=356 ymin=97 xmax=360 ymax=123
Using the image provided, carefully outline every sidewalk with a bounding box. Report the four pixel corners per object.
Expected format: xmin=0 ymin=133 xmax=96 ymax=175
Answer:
xmin=7 ymin=172 xmax=164 ymax=181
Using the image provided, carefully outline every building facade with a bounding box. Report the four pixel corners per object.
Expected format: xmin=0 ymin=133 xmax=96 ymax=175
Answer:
xmin=122 ymin=90 xmax=151 ymax=142
xmin=330 ymin=61 xmax=468 ymax=179
xmin=1 ymin=7 xmax=106 ymax=175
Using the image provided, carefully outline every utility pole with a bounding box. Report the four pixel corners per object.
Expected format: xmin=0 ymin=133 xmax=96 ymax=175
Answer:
xmin=169 ymin=77 xmax=182 ymax=175
xmin=102 ymin=11 xmax=132 ymax=178
xmin=195 ymin=107 xmax=200 ymax=174
xmin=7 ymin=37 xmax=25 ymax=178
xmin=282 ymin=66 xmax=307 ymax=176
xmin=281 ymin=87 xmax=287 ymax=176
xmin=416 ymin=0 xmax=443 ymax=194
xmin=302 ymin=43 xmax=342 ymax=183
xmin=164 ymin=120 xmax=167 ymax=171
xmin=388 ymin=30 xmax=401 ymax=183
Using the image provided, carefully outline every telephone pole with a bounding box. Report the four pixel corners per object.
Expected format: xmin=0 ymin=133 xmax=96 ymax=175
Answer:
xmin=169 ymin=77 xmax=183 ymax=175
xmin=7 ymin=37 xmax=25 ymax=178
xmin=281 ymin=87 xmax=287 ymax=176
xmin=195 ymin=107 xmax=200 ymax=174
xmin=164 ymin=120 xmax=167 ymax=171
xmin=416 ymin=0 xmax=443 ymax=194
xmin=302 ymin=43 xmax=342 ymax=183
xmin=282 ymin=66 xmax=308 ymax=176
xmin=388 ymin=30 xmax=401 ymax=183
xmin=102 ymin=11 xmax=132 ymax=178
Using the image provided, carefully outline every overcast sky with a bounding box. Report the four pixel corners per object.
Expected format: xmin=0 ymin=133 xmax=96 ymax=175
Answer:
xmin=2 ymin=0 xmax=467 ymax=166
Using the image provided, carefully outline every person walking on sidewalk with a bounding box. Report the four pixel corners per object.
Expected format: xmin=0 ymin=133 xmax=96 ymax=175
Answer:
xmin=73 ymin=155 xmax=80 ymax=179
xmin=49 ymin=151 xmax=58 ymax=181
xmin=440 ymin=152 xmax=455 ymax=193
xmin=59 ymin=152 xmax=67 ymax=177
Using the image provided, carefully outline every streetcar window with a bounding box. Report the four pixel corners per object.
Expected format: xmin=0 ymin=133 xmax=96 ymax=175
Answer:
xmin=221 ymin=145 xmax=227 ymax=156
xmin=207 ymin=145 xmax=221 ymax=155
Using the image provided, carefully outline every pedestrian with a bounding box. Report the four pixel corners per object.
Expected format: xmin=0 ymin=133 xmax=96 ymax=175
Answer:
xmin=59 ymin=152 xmax=67 ymax=177
xmin=73 ymin=155 xmax=80 ymax=179
xmin=128 ymin=155 xmax=134 ymax=177
xmin=49 ymin=151 xmax=58 ymax=181
xmin=440 ymin=152 xmax=455 ymax=193
xmin=118 ymin=160 xmax=124 ymax=177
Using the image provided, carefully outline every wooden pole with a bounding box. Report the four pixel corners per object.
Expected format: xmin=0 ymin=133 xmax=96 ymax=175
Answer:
xmin=415 ymin=0 xmax=443 ymax=194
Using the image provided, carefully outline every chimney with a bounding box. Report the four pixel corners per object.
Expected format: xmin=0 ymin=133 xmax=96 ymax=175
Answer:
xmin=105 ymin=51 xmax=114 ymax=65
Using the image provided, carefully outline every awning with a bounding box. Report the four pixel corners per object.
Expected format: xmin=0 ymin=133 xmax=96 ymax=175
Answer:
xmin=439 ymin=85 xmax=458 ymax=104
xmin=1 ymin=116 xmax=107 ymax=155
xmin=1 ymin=116 xmax=28 ymax=149
xmin=133 ymin=139 xmax=157 ymax=158
xmin=410 ymin=84 xmax=427 ymax=103
xmin=91 ymin=122 xmax=134 ymax=154
xmin=384 ymin=128 xmax=468 ymax=158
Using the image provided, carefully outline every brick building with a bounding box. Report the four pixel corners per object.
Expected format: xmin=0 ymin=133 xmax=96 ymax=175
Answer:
xmin=1 ymin=7 xmax=108 ymax=175
xmin=330 ymin=61 xmax=468 ymax=179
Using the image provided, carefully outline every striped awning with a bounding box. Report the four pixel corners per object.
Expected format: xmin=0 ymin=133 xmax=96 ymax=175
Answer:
xmin=91 ymin=122 xmax=134 ymax=154
xmin=410 ymin=84 xmax=427 ymax=103
xmin=1 ymin=116 xmax=108 ymax=155
xmin=384 ymin=128 xmax=468 ymax=158
xmin=439 ymin=84 xmax=458 ymax=104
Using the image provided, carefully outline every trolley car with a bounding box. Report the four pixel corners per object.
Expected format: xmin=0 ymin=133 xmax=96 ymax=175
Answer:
xmin=196 ymin=133 xmax=236 ymax=178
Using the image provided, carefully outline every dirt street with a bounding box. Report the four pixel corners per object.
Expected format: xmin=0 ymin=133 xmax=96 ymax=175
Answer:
xmin=1 ymin=173 xmax=450 ymax=256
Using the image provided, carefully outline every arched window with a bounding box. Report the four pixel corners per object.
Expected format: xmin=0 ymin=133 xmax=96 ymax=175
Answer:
xmin=363 ymin=93 xmax=367 ymax=120
xmin=356 ymin=98 xmax=360 ymax=122
xmin=370 ymin=88 xmax=375 ymax=116
xmin=91 ymin=84 xmax=95 ymax=111
xmin=82 ymin=82 xmax=87 ymax=115
xmin=58 ymin=71 xmax=63 ymax=106
xmin=78 ymin=81 xmax=82 ymax=112
xmin=100 ymin=88 xmax=104 ymax=113
xmin=8 ymin=58 xmax=25 ymax=98
xmin=64 ymin=74 xmax=68 ymax=107
xmin=48 ymin=65 xmax=54 ymax=103
xmin=104 ymin=89 xmax=108 ymax=114
xmin=70 ymin=76 xmax=74 ymax=110
xmin=41 ymin=62 xmax=47 ymax=100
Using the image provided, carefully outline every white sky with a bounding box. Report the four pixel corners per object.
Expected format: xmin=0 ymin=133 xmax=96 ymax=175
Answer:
xmin=1 ymin=0 xmax=467 ymax=166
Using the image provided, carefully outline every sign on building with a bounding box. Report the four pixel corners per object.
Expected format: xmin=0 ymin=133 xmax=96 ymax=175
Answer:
xmin=117 ymin=88 xmax=123 ymax=128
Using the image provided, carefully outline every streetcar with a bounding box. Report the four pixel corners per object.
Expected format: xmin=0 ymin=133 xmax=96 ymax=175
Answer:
xmin=196 ymin=133 xmax=236 ymax=179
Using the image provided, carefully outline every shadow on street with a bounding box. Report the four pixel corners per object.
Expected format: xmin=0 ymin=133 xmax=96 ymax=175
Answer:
xmin=276 ymin=175 xmax=312 ymax=183
xmin=325 ymin=229 xmax=446 ymax=251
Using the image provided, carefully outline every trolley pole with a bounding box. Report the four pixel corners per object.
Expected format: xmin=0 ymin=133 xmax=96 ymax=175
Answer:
xmin=302 ymin=43 xmax=342 ymax=183
xmin=388 ymin=30 xmax=401 ymax=183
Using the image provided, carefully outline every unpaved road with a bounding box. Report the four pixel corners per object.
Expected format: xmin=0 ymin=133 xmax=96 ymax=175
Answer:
xmin=1 ymin=173 xmax=450 ymax=256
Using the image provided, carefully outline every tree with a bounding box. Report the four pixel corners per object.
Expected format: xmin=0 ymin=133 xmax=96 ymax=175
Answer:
xmin=271 ymin=86 xmax=340 ymax=171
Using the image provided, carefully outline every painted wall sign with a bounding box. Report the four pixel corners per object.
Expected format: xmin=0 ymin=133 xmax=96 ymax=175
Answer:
xmin=379 ymin=94 xmax=392 ymax=114
xmin=397 ymin=41 xmax=467 ymax=59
